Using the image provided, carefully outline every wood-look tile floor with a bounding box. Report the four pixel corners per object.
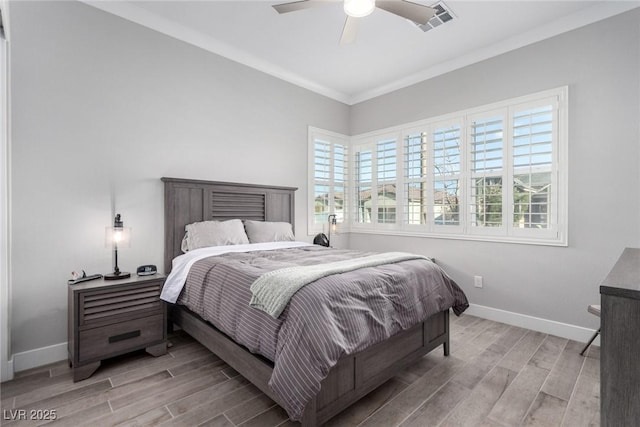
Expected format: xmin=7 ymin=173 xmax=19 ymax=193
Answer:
xmin=0 ymin=313 xmax=600 ymax=427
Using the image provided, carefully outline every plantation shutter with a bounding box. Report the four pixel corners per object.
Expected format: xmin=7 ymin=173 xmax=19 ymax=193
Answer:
xmin=404 ymin=132 xmax=428 ymax=225
xmin=376 ymin=138 xmax=397 ymax=224
xmin=313 ymin=140 xmax=331 ymax=226
xmin=309 ymin=88 xmax=566 ymax=245
xmin=469 ymin=114 xmax=506 ymax=231
xmin=511 ymin=103 xmax=556 ymax=234
xmin=432 ymin=124 xmax=461 ymax=227
xmin=309 ymin=129 xmax=349 ymax=234
xmin=355 ymin=147 xmax=373 ymax=224
xmin=333 ymin=144 xmax=347 ymax=223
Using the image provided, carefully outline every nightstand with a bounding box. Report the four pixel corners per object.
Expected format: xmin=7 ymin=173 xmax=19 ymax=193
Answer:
xmin=68 ymin=274 xmax=168 ymax=382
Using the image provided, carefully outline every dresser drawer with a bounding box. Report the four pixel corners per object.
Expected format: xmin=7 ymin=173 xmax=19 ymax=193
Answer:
xmin=78 ymin=313 xmax=164 ymax=362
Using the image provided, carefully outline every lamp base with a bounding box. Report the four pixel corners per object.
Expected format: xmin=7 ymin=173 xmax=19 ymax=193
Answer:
xmin=104 ymin=271 xmax=131 ymax=281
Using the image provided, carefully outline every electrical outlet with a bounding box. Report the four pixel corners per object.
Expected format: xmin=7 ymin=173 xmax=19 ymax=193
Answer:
xmin=474 ymin=275 xmax=483 ymax=288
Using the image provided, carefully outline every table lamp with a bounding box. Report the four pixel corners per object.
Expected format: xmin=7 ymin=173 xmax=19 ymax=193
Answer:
xmin=105 ymin=213 xmax=131 ymax=280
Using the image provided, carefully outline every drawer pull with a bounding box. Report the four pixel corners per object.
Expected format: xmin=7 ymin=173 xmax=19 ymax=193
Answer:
xmin=109 ymin=330 xmax=141 ymax=343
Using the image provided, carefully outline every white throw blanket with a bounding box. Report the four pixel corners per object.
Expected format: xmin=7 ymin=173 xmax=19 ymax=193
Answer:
xmin=249 ymin=251 xmax=428 ymax=318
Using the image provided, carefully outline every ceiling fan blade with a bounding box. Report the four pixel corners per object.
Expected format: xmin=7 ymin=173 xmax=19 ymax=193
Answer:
xmin=340 ymin=16 xmax=359 ymax=45
xmin=376 ymin=1 xmax=435 ymax=25
xmin=273 ymin=0 xmax=331 ymax=14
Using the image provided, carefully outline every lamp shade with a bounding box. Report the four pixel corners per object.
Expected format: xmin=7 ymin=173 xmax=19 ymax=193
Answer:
xmin=105 ymin=225 xmax=131 ymax=248
xmin=344 ymin=0 xmax=375 ymax=17
xmin=329 ymin=216 xmax=339 ymax=235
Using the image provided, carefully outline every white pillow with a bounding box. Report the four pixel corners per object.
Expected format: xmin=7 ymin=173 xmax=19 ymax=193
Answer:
xmin=182 ymin=219 xmax=249 ymax=252
xmin=244 ymin=220 xmax=295 ymax=243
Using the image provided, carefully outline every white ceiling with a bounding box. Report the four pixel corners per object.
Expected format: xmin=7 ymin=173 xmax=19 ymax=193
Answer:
xmin=87 ymin=0 xmax=639 ymax=104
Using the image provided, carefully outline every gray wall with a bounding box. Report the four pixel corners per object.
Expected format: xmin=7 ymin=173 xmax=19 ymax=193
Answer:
xmin=9 ymin=1 xmax=349 ymax=354
xmin=8 ymin=1 xmax=640 ymax=357
xmin=348 ymin=9 xmax=640 ymax=329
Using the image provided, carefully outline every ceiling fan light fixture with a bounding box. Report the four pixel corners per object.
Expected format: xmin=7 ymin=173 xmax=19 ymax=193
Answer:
xmin=344 ymin=0 xmax=375 ymax=18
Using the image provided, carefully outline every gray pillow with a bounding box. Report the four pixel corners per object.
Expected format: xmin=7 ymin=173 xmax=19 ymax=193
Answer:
xmin=182 ymin=219 xmax=249 ymax=252
xmin=244 ymin=220 xmax=295 ymax=243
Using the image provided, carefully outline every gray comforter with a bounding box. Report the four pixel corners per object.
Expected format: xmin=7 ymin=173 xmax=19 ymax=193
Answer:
xmin=177 ymin=245 xmax=468 ymax=421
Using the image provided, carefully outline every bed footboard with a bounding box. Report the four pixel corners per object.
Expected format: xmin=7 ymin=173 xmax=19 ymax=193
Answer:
xmin=312 ymin=309 xmax=449 ymax=425
xmin=170 ymin=305 xmax=449 ymax=427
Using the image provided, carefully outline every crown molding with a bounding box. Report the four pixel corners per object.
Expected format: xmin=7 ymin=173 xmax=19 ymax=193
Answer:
xmin=349 ymin=1 xmax=640 ymax=104
xmin=83 ymin=1 xmax=639 ymax=106
xmin=82 ymin=0 xmax=352 ymax=104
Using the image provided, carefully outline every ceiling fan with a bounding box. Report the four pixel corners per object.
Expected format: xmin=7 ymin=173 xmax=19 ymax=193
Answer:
xmin=272 ymin=0 xmax=436 ymax=44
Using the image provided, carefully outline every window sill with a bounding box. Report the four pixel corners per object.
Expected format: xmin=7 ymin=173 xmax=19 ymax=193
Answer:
xmin=330 ymin=227 xmax=568 ymax=247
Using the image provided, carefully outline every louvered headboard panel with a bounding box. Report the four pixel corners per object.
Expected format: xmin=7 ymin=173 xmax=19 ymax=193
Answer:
xmin=210 ymin=192 xmax=265 ymax=221
xmin=162 ymin=177 xmax=297 ymax=274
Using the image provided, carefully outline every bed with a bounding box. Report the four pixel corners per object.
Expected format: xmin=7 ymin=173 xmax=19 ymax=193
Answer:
xmin=161 ymin=177 xmax=468 ymax=426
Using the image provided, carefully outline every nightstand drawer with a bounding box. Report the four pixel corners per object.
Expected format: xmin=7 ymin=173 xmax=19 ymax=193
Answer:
xmin=78 ymin=313 xmax=164 ymax=362
xmin=80 ymin=283 xmax=162 ymax=326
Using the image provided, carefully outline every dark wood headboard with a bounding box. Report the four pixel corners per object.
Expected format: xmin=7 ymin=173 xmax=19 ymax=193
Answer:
xmin=162 ymin=177 xmax=297 ymax=274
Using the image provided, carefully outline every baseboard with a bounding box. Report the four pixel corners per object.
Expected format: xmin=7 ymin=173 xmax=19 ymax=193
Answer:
xmin=12 ymin=341 xmax=68 ymax=373
xmin=465 ymin=303 xmax=600 ymax=346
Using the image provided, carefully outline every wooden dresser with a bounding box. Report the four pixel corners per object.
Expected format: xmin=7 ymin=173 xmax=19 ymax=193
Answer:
xmin=68 ymin=275 xmax=167 ymax=381
xmin=600 ymin=247 xmax=640 ymax=426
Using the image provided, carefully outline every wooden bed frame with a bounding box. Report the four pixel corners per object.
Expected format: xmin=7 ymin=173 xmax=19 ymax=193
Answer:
xmin=162 ymin=177 xmax=450 ymax=426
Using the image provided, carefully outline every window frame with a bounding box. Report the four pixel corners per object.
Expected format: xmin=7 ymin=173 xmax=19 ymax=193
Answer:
xmin=308 ymin=87 xmax=568 ymax=246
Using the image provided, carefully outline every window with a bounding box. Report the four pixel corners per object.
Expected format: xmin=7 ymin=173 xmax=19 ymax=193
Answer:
xmin=404 ymin=132 xmax=428 ymax=225
xmin=308 ymin=128 xmax=348 ymax=234
xmin=355 ymin=147 xmax=372 ymax=224
xmin=512 ymin=104 xmax=554 ymax=232
xmin=352 ymin=134 xmax=399 ymax=227
xmin=376 ymin=138 xmax=397 ymax=224
xmin=308 ymin=87 xmax=567 ymax=245
xmin=432 ymin=123 xmax=461 ymax=227
xmin=469 ymin=113 xmax=505 ymax=233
